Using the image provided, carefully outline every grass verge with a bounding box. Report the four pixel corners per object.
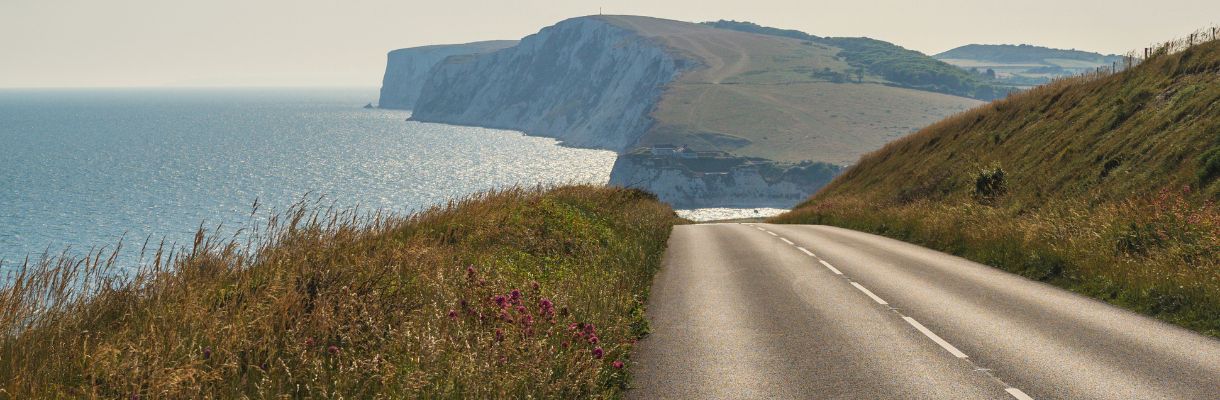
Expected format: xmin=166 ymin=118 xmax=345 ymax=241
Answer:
xmin=0 ymin=185 xmax=675 ymax=398
xmin=771 ymin=189 xmax=1219 ymax=338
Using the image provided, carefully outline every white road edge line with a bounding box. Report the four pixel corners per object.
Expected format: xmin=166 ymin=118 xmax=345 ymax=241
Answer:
xmin=1005 ymin=388 xmax=1034 ymax=400
xmin=818 ymin=259 xmax=843 ymax=275
xmin=779 ymin=238 xmax=794 ymax=245
xmin=850 ymin=282 xmax=888 ymax=305
xmin=797 ymin=247 xmax=815 ymax=257
xmin=766 ymin=231 xmax=778 ymax=236
xmin=903 ymin=317 xmax=968 ymax=358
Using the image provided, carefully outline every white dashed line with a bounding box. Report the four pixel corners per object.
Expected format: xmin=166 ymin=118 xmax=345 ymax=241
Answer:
xmin=779 ymin=238 xmax=794 ymax=245
xmin=797 ymin=247 xmax=815 ymax=257
xmin=1005 ymin=388 xmax=1034 ymax=400
xmin=766 ymin=231 xmax=778 ymax=236
xmin=818 ymin=259 xmax=842 ymax=275
xmin=903 ymin=317 xmax=968 ymax=358
xmin=850 ymin=282 xmax=888 ymax=305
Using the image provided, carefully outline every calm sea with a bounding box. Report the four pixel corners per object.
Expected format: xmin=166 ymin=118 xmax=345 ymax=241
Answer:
xmin=0 ymin=88 xmax=622 ymax=271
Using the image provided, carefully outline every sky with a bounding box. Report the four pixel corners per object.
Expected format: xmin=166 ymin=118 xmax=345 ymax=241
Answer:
xmin=1 ymin=0 xmax=1216 ymax=88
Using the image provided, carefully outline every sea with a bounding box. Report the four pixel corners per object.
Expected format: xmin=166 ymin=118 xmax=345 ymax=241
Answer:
xmin=0 ymin=88 xmax=779 ymax=273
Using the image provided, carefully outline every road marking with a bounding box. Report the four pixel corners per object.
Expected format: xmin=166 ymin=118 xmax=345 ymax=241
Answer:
xmin=766 ymin=231 xmax=778 ymax=236
xmin=779 ymin=238 xmax=794 ymax=245
xmin=818 ymin=259 xmax=842 ymax=275
xmin=1005 ymin=388 xmax=1034 ymax=400
xmin=850 ymin=282 xmax=888 ymax=305
xmin=903 ymin=317 xmax=968 ymax=358
xmin=797 ymin=247 xmax=815 ymax=257
xmin=755 ymin=227 xmax=766 ymax=231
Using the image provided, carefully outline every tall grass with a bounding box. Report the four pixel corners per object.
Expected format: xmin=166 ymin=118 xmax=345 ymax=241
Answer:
xmin=0 ymin=185 xmax=675 ymax=398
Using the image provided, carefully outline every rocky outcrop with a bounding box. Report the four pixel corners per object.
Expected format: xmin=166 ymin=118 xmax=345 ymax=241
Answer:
xmin=409 ymin=17 xmax=691 ymax=151
xmin=608 ymin=153 xmax=842 ymax=208
xmin=378 ymin=41 xmax=517 ymax=110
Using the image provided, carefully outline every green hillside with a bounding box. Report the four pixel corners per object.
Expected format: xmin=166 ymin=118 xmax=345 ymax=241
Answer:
xmin=601 ymin=16 xmax=981 ymax=165
xmin=936 ymin=43 xmax=1123 ymax=64
xmin=935 ymin=44 xmax=1125 ymax=87
xmin=702 ymin=20 xmax=1008 ymax=100
xmin=774 ymin=39 xmax=1220 ymax=335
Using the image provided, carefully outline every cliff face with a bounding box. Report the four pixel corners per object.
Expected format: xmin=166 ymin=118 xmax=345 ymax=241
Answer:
xmin=378 ymin=41 xmax=517 ymax=110
xmin=409 ymin=17 xmax=690 ymax=151
xmin=608 ymin=154 xmax=842 ymax=208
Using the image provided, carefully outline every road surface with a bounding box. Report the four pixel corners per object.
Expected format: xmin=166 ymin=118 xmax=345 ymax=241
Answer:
xmin=629 ymin=223 xmax=1220 ymax=399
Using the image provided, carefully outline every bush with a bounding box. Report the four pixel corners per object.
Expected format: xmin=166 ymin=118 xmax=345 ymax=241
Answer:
xmin=1199 ymin=146 xmax=1220 ymax=185
xmin=973 ymin=165 xmax=1008 ymax=204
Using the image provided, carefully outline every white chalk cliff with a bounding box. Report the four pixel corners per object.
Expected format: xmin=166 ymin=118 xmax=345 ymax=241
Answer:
xmin=408 ymin=17 xmax=690 ymax=150
xmin=378 ymin=40 xmax=517 ymax=110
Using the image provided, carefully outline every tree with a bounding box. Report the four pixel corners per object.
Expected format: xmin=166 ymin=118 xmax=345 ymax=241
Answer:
xmin=985 ymin=68 xmax=997 ymax=80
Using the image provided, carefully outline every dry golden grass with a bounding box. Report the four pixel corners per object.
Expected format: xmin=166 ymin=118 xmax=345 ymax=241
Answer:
xmin=774 ymin=39 xmax=1220 ymax=336
xmin=0 ymin=185 xmax=675 ymax=398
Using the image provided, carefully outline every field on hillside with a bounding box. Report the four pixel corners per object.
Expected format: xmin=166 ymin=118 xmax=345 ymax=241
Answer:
xmin=600 ymin=15 xmax=981 ymax=164
xmin=643 ymin=82 xmax=978 ymax=165
xmin=0 ymin=186 xmax=675 ymax=398
xmin=774 ymin=39 xmax=1220 ymax=336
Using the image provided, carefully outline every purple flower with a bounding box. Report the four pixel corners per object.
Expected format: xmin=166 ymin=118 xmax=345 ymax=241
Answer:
xmin=447 ymin=310 xmax=458 ymax=319
xmin=510 ymin=289 xmax=521 ymax=301
xmin=516 ymin=305 xmax=528 ymax=315
xmin=202 ymin=347 xmax=212 ymax=360
xmin=588 ymin=335 xmax=599 ymax=345
xmin=592 ymin=347 xmax=604 ymax=359
xmin=466 ymin=265 xmax=476 ymax=280
xmin=327 ymin=345 xmax=339 ymax=355
xmin=304 ymin=337 xmax=315 ymax=347
xmin=494 ymin=295 xmax=507 ymax=308
xmin=495 ymin=328 xmax=505 ymax=342
xmin=531 ymin=281 xmax=540 ymax=291
xmin=612 ymin=360 xmax=624 ymax=369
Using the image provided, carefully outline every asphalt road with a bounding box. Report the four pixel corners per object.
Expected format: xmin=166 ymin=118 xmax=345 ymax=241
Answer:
xmin=629 ymin=223 xmax=1220 ymax=399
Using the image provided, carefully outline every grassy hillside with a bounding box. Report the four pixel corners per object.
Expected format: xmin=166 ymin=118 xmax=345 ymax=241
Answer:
xmin=701 ymin=20 xmax=1008 ymax=100
xmin=936 ymin=44 xmax=1125 ymax=87
xmin=600 ymin=16 xmax=980 ymax=164
xmin=936 ymin=43 xmax=1122 ymax=64
xmin=774 ymin=39 xmax=1220 ymax=336
xmin=0 ymin=186 xmax=676 ymax=398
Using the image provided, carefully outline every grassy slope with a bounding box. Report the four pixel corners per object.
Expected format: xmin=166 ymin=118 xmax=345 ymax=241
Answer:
xmin=600 ymin=16 xmax=980 ymax=164
xmin=0 ymin=186 xmax=675 ymax=398
xmin=773 ymin=40 xmax=1220 ymax=336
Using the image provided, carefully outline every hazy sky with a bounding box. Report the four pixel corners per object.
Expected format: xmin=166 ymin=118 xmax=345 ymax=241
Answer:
xmin=2 ymin=0 xmax=1216 ymax=88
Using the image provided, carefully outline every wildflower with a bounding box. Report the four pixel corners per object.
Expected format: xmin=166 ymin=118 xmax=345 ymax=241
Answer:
xmin=494 ymin=295 xmax=508 ymax=308
xmin=516 ymin=305 xmax=528 ymax=315
xmin=459 ymin=299 xmax=469 ymax=309
xmin=583 ymin=323 xmax=596 ymax=335
xmin=521 ymin=314 xmax=533 ymax=327
xmin=588 ymin=335 xmax=599 ymax=345
xmin=495 ymin=328 xmax=505 ymax=342
xmin=539 ymin=298 xmax=554 ymax=317
xmin=531 ymin=281 xmax=540 ymax=291
xmin=466 ymin=265 xmax=476 ymax=281
xmin=327 ymin=345 xmax=340 ymax=355
xmin=448 ymin=310 xmax=458 ymax=319
xmin=202 ymin=347 xmax=212 ymax=360
xmin=613 ymin=360 xmax=625 ymax=369
xmin=510 ymin=289 xmax=522 ymax=304
xmin=592 ymin=347 xmax=604 ymax=359
xmin=304 ymin=337 xmax=315 ymax=347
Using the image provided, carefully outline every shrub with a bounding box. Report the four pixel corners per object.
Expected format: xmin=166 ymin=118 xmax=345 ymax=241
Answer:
xmin=1199 ymin=146 xmax=1220 ymax=185
xmin=972 ymin=165 xmax=1008 ymax=204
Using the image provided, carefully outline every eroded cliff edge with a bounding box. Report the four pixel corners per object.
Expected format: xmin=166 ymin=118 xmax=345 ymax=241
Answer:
xmin=409 ymin=17 xmax=689 ymax=150
xmin=378 ymin=40 xmax=517 ymax=110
